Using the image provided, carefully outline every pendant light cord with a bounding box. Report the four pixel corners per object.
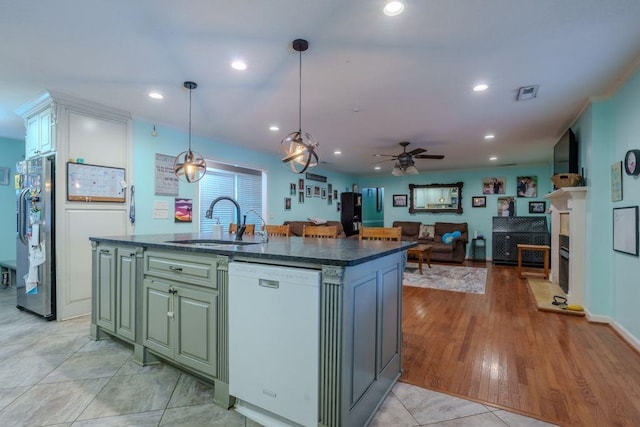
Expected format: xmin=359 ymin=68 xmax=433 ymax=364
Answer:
xmin=188 ymin=86 xmax=193 ymax=151
xmin=298 ymin=49 xmax=302 ymax=133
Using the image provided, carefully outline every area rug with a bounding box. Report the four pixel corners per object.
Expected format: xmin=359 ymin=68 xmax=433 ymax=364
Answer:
xmin=403 ymin=264 xmax=487 ymax=294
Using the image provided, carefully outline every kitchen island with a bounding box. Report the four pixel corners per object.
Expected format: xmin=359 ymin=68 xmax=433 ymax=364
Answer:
xmin=90 ymin=233 xmax=414 ymax=427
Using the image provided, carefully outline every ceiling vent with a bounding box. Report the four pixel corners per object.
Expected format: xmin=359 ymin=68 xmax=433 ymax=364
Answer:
xmin=516 ymin=85 xmax=539 ymax=101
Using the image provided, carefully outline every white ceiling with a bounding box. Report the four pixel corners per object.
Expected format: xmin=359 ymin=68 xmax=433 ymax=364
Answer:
xmin=2 ymin=0 xmax=640 ymax=176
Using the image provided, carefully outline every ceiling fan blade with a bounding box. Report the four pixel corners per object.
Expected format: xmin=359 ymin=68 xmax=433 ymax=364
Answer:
xmin=372 ymin=154 xmax=398 ymax=157
xmin=407 ymin=148 xmax=426 ymax=156
xmin=414 ymin=154 xmax=445 ymax=159
xmin=373 ymin=158 xmax=396 ymax=164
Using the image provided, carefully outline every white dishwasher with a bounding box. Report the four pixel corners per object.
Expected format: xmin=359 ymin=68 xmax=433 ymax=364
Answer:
xmin=228 ymin=262 xmax=321 ymax=427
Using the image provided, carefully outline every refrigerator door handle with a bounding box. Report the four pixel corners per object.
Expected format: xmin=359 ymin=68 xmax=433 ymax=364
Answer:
xmin=18 ymin=188 xmax=29 ymax=246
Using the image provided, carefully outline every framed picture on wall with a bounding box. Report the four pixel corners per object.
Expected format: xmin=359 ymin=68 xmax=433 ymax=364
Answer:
xmin=0 ymin=167 xmax=10 ymax=186
xmin=472 ymin=196 xmax=486 ymax=208
xmin=298 ymin=178 xmax=304 ymax=190
xmin=517 ymin=176 xmax=538 ymax=197
xmin=284 ymin=197 xmax=292 ymax=211
xmin=392 ymin=194 xmax=407 ymax=207
xmin=298 ymin=191 xmax=304 ymax=204
xmin=529 ymin=201 xmax=546 ymax=214
xmin=306 ymin=185 xmax=312 ymax=198
xmin=482 ymin=177 xmax=506 ymax=194
xmin=497 ymin=196 xmax=515 ymax=216
xmin=613 ymin=206 xmax=638 ymax=256
xmin=290 ymin=183 xmax=296 ymax=195
xmin=321 ymin=188 xmax=327 ymax=199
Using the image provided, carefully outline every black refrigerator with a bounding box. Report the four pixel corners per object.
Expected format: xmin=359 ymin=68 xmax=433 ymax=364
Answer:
xmin=16 ymin=155 xmax=56 ymax=320
xmin=340 ymin=192 xmax=362 ymax=237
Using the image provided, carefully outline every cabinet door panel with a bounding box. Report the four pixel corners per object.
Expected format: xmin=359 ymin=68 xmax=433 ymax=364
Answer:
xmin=116 ymin=250 xmax=136 ymax=341
xmin=175 ymin=287 xmax=217 ymax=376
xmin=38 ymin=110 xmax=53 ymax=153
xmin=95 ymin=247 xmax=116 ymax=332
xmin=142 ymin=279 xmax=173 ymax=359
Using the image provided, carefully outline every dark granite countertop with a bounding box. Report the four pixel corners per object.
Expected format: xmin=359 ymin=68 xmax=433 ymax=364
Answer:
xmin=90 ymin=233 xmax=417 ymax=267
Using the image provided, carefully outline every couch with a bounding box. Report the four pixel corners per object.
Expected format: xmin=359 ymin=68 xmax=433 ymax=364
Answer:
xmin=283 ymin=220 xmax=347 ymax=238
xmin=392 ymin=221 xmax=468 ymax=263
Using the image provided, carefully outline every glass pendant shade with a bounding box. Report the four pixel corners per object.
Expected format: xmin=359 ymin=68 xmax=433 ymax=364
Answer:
xmin=280 ymin=130 xmax=319 ymax=173
xmin=174 ymin=81 xmax=206 ymax=183
xmin=174 ymin=149 xmax=206 ymax=183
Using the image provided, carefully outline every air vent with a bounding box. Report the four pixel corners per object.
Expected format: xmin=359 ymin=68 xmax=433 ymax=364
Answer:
xmin=516 ymin=85 xmax=539 ymax=101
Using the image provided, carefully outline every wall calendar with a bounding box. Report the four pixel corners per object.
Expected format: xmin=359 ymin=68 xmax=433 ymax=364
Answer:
xmin=67 ymin=162 xmax=126 ymax=202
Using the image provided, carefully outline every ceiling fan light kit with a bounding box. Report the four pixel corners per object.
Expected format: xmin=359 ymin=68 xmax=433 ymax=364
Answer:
xmin=174 ymin=81 xmax=207 ymax=183
xmin=381 ymin=141 xmax=444 ymax=176
xmin=280 ymin=38 xmax=319 ymax=174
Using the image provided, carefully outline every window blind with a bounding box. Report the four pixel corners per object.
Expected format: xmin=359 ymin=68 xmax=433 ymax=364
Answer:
xmin=199 ymin=162 xmax=263 ymax=233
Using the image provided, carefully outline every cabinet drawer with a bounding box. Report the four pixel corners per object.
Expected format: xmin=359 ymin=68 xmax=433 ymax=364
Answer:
xmin=145 ymin=251 xmax=217 ymax=289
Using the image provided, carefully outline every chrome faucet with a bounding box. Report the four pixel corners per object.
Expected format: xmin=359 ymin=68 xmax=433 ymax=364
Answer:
xmin=205 ymin=196 xmax=246 ymax=241
xmin=247 ymin=209 xmax=268 ymax=243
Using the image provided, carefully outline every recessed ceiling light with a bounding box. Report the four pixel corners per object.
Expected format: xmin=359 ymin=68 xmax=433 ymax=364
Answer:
xmin=383 ymin=1 xmax=405 ymax=16
xmin=269 ymin=125 xmax=279 ymax=131
xmin=334 ymin=150 xmax=342 ymax=155
xmin=489 ymin=156 xmax=498 ymax=161
xmin=231 ymin=60 xmax=247 ymax=71
xmin=473 ymin=84 xmax=489 ymax=92
xmin=374 ymin=166 xmax=381 ymax=170
xmin=484 ymin=134 xmax=495 ymax=140
xmin=149 ymin=92 xmax=163 ymax=100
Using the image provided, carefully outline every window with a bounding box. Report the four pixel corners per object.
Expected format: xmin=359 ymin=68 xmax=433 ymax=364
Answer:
xmin=199 ymin=161 xmax=264 ymax=233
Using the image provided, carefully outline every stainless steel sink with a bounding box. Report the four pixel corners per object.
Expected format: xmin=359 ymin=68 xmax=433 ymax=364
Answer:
xmin=165 ymin=239 xmax=259 ymax=247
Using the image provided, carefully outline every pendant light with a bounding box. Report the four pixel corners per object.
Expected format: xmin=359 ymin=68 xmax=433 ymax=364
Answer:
xmin=280 ymin=38 xmax=319 ymax=174
xmin=174 ymin=81 xmax=206 ymax=183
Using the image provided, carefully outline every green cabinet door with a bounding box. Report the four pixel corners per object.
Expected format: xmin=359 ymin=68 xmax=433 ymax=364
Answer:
xmin=116 ymin=249 xmax=137 ymax=341
xmin=95 ymin=246 xmax=116 ymax=333
xmin=142 ymin=278 xmax=174 ymax=359
xmin=175 ymin=286 xmax=217 ymax=376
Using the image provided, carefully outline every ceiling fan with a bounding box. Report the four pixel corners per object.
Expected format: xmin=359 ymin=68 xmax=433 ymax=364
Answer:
xmin=375 ymin=141 xmax=444 ymax=175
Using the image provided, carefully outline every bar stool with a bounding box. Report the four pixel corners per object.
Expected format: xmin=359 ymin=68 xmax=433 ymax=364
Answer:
xmin=517 ymin=244 xmax=550 ymax=279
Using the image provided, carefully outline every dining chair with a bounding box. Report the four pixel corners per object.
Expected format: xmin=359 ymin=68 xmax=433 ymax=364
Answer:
xmin=264 ymin=224 xmax=290 ymax=237
xmin=302 ymin=225 xmax=338 ymax=239
xmin=359 ymin=226 xmax=402 ymax=241
xmin=229 ymin=223 xmax=255 ymax=235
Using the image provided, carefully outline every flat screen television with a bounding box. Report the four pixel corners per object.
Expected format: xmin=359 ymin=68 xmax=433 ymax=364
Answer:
xmin=553 ymin=128 xmax=578 ymax=175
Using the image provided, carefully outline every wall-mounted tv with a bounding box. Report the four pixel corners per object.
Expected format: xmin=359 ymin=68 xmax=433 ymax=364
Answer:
xmin=553 ymin=128 xmax=579 ymax=175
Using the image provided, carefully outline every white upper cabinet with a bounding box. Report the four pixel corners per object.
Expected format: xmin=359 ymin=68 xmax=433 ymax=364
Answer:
xmin=25 ymin=107 xmax=55 ymax=158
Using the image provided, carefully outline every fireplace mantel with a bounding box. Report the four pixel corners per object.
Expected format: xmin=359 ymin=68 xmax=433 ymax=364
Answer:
xmin=545 ymin=187 xmax=587 ymax=306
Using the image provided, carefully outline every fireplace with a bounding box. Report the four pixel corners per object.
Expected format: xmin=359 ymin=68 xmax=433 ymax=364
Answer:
xmin=559 ymin=234 xmax=569 ymax=294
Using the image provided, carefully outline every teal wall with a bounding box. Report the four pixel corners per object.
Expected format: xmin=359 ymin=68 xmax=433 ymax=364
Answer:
xmin=358 ymin=163 xmax=552 ymax=258
xmin=0 ymin=137 xmax=25 ymax=261
xmin=132 ymin=121 xmax=354 ymax=235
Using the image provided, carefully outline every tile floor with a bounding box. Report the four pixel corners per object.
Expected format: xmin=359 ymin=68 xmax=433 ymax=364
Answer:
xmin=0 ymin=286 xmax=555 ymax=426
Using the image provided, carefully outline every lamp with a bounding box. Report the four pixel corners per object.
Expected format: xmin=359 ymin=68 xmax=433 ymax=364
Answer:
xmin=391 ymin=159 xmax=418 ymax=176
xmin=280 ymin=39 xmax=319 ymax=174
xmin=174 ymin=81 xmax=206 ymax=183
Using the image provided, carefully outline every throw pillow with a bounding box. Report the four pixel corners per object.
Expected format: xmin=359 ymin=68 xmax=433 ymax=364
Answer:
xmin=442 ymin=230 xmax=462 ymax=244
xmin=419 ymin=224 xmax=434 ymax=240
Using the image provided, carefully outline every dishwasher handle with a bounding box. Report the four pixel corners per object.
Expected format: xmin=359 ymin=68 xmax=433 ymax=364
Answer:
xmin=259 ymin=278 xmax=279 ymax=289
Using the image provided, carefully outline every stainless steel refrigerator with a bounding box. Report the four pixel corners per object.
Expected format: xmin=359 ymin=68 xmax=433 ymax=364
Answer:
xmin=16 ymin=155 xmax=56 ymax=320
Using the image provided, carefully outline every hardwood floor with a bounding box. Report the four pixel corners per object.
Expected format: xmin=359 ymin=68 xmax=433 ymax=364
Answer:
xmin=401 ymin=262 xmax=640 ymax=427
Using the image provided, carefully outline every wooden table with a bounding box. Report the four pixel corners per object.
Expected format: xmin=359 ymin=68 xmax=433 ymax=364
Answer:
xmin=517 ymin=244 xmax=550 ymax=279
xmin=407 ymin=244 xmax=433 ymax=274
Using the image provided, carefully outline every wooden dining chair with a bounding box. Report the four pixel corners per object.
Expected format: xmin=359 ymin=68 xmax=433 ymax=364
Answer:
xmin=229 ymin=223 xmax=255 ymax=235
xmin=302 ymin=225 xmax=338 ymax=239
xmin=264 ymin=224 xmax=290 ymax=237
xmin=359 ymin=226 xmax=402 ymax=241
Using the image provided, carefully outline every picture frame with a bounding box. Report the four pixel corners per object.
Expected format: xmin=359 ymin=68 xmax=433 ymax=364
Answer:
xmin=472 ymin=196 xmax=486 ymax=208
xmin=611 ymin=161 xmax=623 ymax=202
xmin=174 ymin=198 xmax=193 ymax=223
xmin=284 ymin=197 xmax=292 ymax=211
xmin=290 ymin=182 xmax=296 ymax=195
xmin=529 ymin=201 xmax=546 ymax=214
xmin=321 ymin=188 xmax=327 ymax=199
xmin=313 ymin=185 xmax=321 ymax=197
xmin=482 ymin=177 xmax=506 ymax=195
xmin=298 ymin=178 xmax=304 ymax=190
xmin=613 ymin=206 xmax=638 ymax=256
xmin=328 ymin=194 xmax=332 ymax=205
xmin=393 ymin=194 xmax=408 ymax=207
xmin=0 ymin=167 xmax=9 ymax=186
xmin=497 ymin=196 xmax=515 ymax=217
xmin=298 ymin=191 xmax=304 ymax=204
xmin=306 ymin=185 xmax=312 ymax=198
xmin=336 ymin=202 xmax=341 ymax=212
xmin=517 ymin=176 xmax=538 ymax=198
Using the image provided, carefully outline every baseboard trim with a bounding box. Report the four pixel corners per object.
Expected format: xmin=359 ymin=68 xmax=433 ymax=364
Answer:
xmin=585 ymin=309 xmax=640 ymax=354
